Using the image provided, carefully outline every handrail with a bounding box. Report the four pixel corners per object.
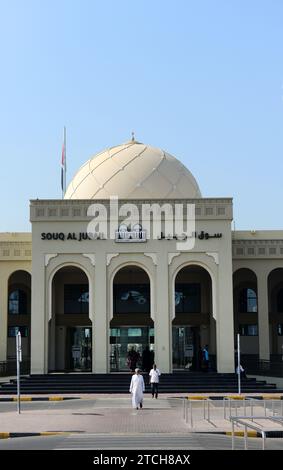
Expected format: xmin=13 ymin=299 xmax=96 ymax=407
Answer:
xmin=230 ymin=416 xmax=283 ymax=450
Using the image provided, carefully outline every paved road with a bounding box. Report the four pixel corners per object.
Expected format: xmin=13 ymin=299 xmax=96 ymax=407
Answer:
xmin=1 ymin=432 xmax=283 ymax=450
xmin=0 ymin=396 xmax=283 ymax=450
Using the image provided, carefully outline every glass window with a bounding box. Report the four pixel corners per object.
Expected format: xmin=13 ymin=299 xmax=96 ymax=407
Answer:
xmin=239 ymin=288 xmax=257 ymax=313
xmin=175 ymin=283 xmax=201 ymax=313
xmin=278 ymin=324 xmax=283 ymax=336
xmin=239 ymin=324 xmax=258 ymax=336
xmin=113 ymin=284 xmax=150 ymax=314
xmin=110 ymin=328 xmax=121 ymax=337
xmin=64 ymin=284 xmax=89 ymax=314
xmin=128 ymin=328 xmax=142 ymax=337
xmin=8 ymin=289 xmax=27 ymax=315
xmin=8 ymin=326 xmax=28 ymax=337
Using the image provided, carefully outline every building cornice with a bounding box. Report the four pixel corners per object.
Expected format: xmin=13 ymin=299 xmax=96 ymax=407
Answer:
xmin=232 ymin=239 xmax=283 ymax=259
xmin=0 ymin=241 xmax=32 ymax=260
xmin=30 ymin=198 xmax=233 ymax=222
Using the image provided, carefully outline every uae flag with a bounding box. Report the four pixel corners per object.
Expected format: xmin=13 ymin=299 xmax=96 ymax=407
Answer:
xmin=61 ymin=127 xmax=66 ymax=196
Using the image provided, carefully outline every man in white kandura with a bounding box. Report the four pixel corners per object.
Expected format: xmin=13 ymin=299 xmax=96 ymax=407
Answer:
xmin=149 ymin=363 xmax=161 ymax=399
xmin=129 ymin=368 xmax=145 ymax=410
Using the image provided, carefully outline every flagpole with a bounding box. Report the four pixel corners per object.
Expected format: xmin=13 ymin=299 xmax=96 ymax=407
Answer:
xmin=61 ymin=127 xmax=67 ymax=199
xmin=64 ymin=126 xmax=66 ymax=197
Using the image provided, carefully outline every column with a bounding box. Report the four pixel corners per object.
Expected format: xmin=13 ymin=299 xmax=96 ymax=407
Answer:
xmin=31 ymin=258 xmax=46 ymax=374
xmin=216 ymin=255 xmax=235 ymax=373
xmin=154 ymin=253 xmax=170 ymax=373
xmin=93 ymin=251 xmax=107 ymax=372
xmin=256 ymin=270 xmax=270 ymax=360
xmin=0 ymin=276 xmax=8 ymax=362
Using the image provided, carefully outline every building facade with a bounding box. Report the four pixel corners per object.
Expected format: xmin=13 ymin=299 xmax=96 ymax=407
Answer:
xmin=1 ymin=141 xmax=283 ymax=374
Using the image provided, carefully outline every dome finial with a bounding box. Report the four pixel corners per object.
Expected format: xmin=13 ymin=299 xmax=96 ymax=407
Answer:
xmin=131 ymin=131 xmax=135 ymax=142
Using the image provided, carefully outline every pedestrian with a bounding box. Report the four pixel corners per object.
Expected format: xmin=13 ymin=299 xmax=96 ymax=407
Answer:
xmin=129 ymin=368 xmax=145 ymax=409
xmin=127 ymin=347 xmax=140 ymax=372
xmin=149 ymin=363 xmax=161 ymax=398
xmin=236 ymin=364 xmax=246 ymax=378
xmin=142 ymin=346 xmax=152 ymax=373
xmin=202 ymin=345 xmax=209 ymax=372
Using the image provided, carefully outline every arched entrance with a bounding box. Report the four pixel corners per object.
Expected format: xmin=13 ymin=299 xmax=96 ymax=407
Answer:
xmin=233 ymin=268 xmax=259 ymax=358
xmin=110 ymin=265 xmax=154 ymax=372
xmin=172 ymin=265 xmax=214 ymax=370
xmin=49 ymin=266 xmax=92 ymax=372
xmin=7 ymin=270 xmax=31 ymax=372
xmin=268 ymin=268 xmax=283 ymax=359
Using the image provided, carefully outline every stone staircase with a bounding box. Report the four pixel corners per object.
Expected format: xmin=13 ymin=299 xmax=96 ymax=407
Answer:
xmin=0 ymin=371 xmax=281 ymax=394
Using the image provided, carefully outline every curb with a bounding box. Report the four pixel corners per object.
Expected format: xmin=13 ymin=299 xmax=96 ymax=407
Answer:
xmin=187 ymin=395 xmax=283 ymax=400
xmin=200 ymin=430 xmax=283 ymax=438
xmin=0 ymin=396 xmax=80 ymax=402
xmin=0 ymin=431 xmax=70 ymax=439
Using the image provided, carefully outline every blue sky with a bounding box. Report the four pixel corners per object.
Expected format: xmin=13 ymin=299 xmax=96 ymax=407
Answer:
xmin=0 ymin=0 xmax=283 ymax=231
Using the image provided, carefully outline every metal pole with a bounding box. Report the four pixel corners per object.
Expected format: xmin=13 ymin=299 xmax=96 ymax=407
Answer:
xmin=244 ymin=424 xmax=248 ymax=450
xmin=232 ymin=420 xmax=235 ymax=450
xmin=16 ymin=331 xmax=22 ymax=414
xmin=237 ymin=333 xmax=241 ymax=395
xmin=262 ymin=431 xmax=266 ymax=450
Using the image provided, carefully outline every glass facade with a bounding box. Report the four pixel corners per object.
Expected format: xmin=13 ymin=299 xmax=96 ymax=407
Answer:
xmin=113 ymin=284 xmax=150 ymax=314
xmin=64 ymin=284 xmax=89 ymax=314
xmin=175 ymin=283 xmax=201 ymax=313
xmin=239 ymin=324 xmax=258 ymax=336
xmin=109 ymin=327 xmax=154 ymax=371
xmin=8 ymin=326 xmax=29 ymax=337
xmin=172 ymin=326 xmax=195 ymax=369
xmin=8 ymin=289 xmax=27 ymax=315
xmin=239 ymin=288 xmax=258 ymax=313
xmin=67 ymin=327 xmax=92 ymax=371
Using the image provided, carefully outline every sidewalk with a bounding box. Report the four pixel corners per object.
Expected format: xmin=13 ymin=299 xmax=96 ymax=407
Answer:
xmin=0 ymin=395 xmax=282 ymax=437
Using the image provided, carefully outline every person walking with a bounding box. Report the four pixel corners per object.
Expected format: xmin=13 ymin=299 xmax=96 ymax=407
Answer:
xmin=202 ymin=345 xmax=209 ymax=372
xmin=127 ymin=348 xmax=140 ymax=372
xmin=236 ymin=364 xmax=247 ymax=378
xmin=149 ymin=363 xmax=161 ymax=398
xmin=129 ymin=368 xmax=145 ymax=409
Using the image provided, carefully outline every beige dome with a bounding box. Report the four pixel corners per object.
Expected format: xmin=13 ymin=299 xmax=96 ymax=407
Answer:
xmin=64 ymin=140 xmax=201 ymax=200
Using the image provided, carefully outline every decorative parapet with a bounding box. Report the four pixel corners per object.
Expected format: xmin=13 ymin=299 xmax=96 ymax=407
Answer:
xmin=0 ymin=241 xmax=32 ymax=261
xmin=30 ymin=198 xmax=233 ymax=222
xmin=233 ymin=239 xmax=283 ymax=259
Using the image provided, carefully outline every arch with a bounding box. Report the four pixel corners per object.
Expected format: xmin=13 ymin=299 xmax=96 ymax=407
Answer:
xmin=109 ymin=260 xmax=155 ymax=322
xmin=8 ymin=270 xmax=32 ymax=315
xmin=48 ymin=262 xmax=93 ymax=322
xmin=233 ymin=268 xmax=258 ymax=314
xmin=268 ymin=268 xmax=283 ymax=356
xmin=233 ymin=267 xmax=259 ymax=356
xmin=7 ymin=270 xmax=32 ymax=371
xmin=171 ymin=260 xmax=216 ymax=321
xmin=8 ymin=269 xmax=32 ymax=283
xmin=268 ymin=268 xmax=283 ymax=313
xmin=48 ymin=263 xmax=92 ymax=372
xmin=110 ymin=262 xmax=154 ymax=372
xmin=171 ymin=262 xmax=215 ymax=371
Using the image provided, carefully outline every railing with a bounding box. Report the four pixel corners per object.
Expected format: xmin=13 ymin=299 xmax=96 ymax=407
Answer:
xmin=183 ymin=396 xmax=283 ymax=430
xmin=240 ymin=355 xmax=283 ymax=377
xmin=230 ymin=416 xmax=283 ymax=450
xmin=0 ymin=360 xmax=30 ymax=376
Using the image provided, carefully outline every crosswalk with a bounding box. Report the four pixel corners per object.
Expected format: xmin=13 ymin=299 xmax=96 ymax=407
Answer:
xmin=55 ymin=432 xmax=275 ymax=450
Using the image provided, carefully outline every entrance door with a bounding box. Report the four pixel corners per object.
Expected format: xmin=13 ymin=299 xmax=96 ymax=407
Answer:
xmin=67 ymin=327 xmax=92 ymax=371
xmin=110 ymin=327 xmax=154 ymax=371
xmin=172 ymin=326 xmax=200 ymax=370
